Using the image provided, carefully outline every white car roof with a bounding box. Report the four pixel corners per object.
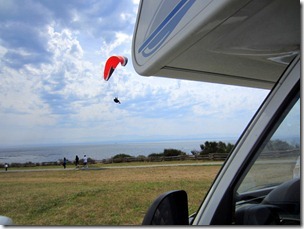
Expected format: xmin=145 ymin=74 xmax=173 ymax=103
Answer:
xmin=132 ymin=0 xmax=300 ymax=89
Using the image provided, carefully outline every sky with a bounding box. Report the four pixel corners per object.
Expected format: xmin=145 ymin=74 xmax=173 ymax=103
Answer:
xmin=0 ymin=0 xmax=270 ymax=147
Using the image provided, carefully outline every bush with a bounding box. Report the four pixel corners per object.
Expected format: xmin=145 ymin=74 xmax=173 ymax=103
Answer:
xmin=113 ymin=154 xmax=132 ymax=159
xmin=148 ymin=149 xmax=186 ymax=158
xmin=136 ymin=155 xmax=147 ymax=162
xmin=148 ymin=153 xmax=164 ymax=158
xmin=163 ymin=148 xmax=186 ymax=157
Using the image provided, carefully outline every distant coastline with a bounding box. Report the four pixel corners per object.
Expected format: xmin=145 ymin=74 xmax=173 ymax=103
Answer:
xmin=0 ymin=139 xmax=237 ymax=164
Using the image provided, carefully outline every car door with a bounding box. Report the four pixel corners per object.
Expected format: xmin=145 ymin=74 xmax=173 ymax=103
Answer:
xmin=192 ymin=56 xmax=300 ymax=225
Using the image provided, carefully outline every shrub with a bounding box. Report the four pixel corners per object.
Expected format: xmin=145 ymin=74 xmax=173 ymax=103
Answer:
xmin=136 ymin=155 xmax=146 ymax=162
xmin=148 ymin=153 xmax=163 ymax=157
xmin=163 ymin=148 xmax=186 ymax=157
xmin=113 ymin=154 xmax=132 ymax=159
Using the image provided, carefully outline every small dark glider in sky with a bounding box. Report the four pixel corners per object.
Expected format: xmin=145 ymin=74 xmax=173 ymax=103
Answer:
xmin=113 ymin=97 xmax=121 ymax=104
xmin=103 ymin=55 xmax=128 ymax=81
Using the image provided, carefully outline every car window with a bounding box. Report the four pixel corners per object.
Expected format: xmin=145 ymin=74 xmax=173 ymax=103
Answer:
xmin=237 ymin=97 xmax=300 ymax=194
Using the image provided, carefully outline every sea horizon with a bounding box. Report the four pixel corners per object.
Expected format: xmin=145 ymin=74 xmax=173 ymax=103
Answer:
xmin=0 ymin=138 xmax=237 ymax=164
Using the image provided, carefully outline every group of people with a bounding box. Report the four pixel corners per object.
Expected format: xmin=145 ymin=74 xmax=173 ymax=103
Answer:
xmin=3 ymin=155 xmax=89 ymax=171
xmin=62 ymin=154 xmax=88 ymax=169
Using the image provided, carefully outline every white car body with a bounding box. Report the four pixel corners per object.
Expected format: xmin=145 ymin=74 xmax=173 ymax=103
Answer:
xmin=132 ymin=0 xmax=300 ymax=225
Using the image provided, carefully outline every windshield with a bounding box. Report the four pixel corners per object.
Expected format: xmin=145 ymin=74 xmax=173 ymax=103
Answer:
xmin=237 ymin=97 xmax=300 ymax=193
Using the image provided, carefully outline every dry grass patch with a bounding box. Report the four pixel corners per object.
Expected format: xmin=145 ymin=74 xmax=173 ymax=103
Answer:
xmin=0 ymin=164 xmax=220 ymax=225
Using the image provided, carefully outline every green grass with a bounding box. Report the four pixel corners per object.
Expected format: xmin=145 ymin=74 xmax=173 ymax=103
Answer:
xmin=0 ymin=163 xmax=220 ymax=225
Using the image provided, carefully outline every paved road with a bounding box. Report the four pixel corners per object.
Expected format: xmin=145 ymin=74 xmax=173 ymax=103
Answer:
xmin=0 ymin=162 xmax=223 ymax=173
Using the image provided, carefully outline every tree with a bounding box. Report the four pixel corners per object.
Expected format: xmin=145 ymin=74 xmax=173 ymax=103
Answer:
xmin=225 ymin=143 xmax=234 ymax=154
xmin=200 ymin=141 xmax=219 ymax=154
xmin=217 ymin=141 xmax=226 ymax=154
xmin=199 ymin=141 xmax=235 ymax=155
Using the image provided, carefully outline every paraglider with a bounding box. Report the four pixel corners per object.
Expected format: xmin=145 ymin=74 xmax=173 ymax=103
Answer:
xmin=113 ymin=97 xmax=121 ymax=104
xmin=103 ymin=55 xmax=128 ymax=104
xmin=104 ymin=55 xmax=128 ymax=81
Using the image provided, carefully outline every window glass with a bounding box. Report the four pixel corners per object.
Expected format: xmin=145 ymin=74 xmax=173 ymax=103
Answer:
xmin=237 ymin=97 xmax=300 ymax=193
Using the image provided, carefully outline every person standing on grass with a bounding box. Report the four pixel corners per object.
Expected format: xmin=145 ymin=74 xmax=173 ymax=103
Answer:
xmin=75 ymin=155 xmax=79 ymax=168
xmin=63 ymin=157 xmax=67 ymax=169
xmin=83 ymin=154 xmax=88 ymax=169
xmin=4 ymin=163 xmax=8 ymax=171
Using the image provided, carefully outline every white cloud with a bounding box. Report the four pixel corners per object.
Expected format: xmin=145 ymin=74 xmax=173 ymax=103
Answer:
xmin=99 ymin=32 xmax=133 ymax=59
xmin=0 ymin=0 xmax=270 ymax=146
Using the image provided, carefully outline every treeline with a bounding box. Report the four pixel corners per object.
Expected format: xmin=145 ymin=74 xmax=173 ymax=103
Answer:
xmin=104 ymin=142 xmax=234 ymax=163
xmin=191 ymin=141 xmax=234 ymax=155
xmin=148 ymin=148 xmax=186 ymax=157
xmin=1 ymin=140 xmax=299 ymax=168
xmin=103 ymin=148 xmax=187 ymax=164
xmin=105 ymin=139 xmax=299 ymax=163
xmin=107 ymin=149 xmax=187 ymax=163
xmin=112 ymin=142 xmax=234 ymax=160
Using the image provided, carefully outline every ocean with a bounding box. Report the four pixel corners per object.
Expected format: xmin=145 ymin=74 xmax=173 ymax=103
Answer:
xmin=0 ymin=140 xmax=222 ymax=164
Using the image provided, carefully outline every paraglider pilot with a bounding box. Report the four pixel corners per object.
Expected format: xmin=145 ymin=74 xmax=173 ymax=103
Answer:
xmin=114 ymin=97 xmax=121 ymax=104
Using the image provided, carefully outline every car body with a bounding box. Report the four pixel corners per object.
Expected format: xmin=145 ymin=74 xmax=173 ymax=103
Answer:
xmin=132 ymin=0 xmax=300 ymax=225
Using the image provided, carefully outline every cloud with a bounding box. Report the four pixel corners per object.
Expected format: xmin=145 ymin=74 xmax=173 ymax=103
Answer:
xmin=0 ymin=0 xmax=270 ymax=146
xmin=0 ymin=1 xmax=53 ymax=67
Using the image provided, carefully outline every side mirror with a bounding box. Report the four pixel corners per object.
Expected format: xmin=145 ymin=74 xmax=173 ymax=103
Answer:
xmin=0 ymin=216 xmax=13 ymax=225
xmin=142 ymin=190 xmax=189 ymax=225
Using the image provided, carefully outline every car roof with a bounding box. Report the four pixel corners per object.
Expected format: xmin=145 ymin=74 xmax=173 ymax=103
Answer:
xmin=132 ymin=0 xmax=300 ymax=89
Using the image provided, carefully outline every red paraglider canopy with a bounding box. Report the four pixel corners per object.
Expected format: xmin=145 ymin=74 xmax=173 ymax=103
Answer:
xmin=103 ymin=55 xmax=128 ymax=81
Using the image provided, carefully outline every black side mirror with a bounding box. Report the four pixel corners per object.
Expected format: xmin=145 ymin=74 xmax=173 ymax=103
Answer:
xmin=142 ymin=190 xmax=189 ymax=225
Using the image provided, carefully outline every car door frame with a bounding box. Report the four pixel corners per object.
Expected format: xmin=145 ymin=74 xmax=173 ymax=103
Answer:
xmin=192 ymin=55 xmax=300 ymax=225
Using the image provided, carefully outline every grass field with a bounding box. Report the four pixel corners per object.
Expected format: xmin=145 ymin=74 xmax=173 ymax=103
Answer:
xmin=0 ymin=162 xmax=221 ymax=225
